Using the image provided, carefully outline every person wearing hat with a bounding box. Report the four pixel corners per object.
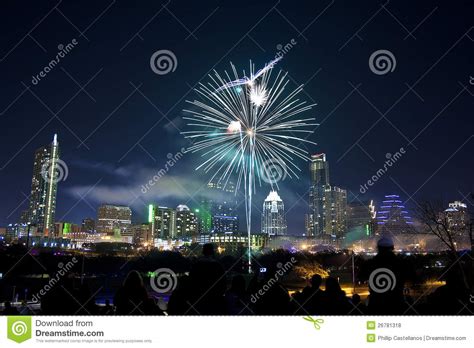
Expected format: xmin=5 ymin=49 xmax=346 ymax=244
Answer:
xmin=358 ymin=235 xmax=412 ymax=314
xmin=377 ymin=236 xmax=394 ymax=249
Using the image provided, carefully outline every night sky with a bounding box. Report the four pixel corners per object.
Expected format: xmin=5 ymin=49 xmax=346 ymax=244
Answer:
xmin=0 ymin=0 xmax=472 ymax=234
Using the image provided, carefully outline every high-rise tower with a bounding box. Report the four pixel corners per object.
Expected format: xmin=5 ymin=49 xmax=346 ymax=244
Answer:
xmin=323 ymin=186 xmax=348 ymax=238
xmin=376 ymin=194 xmax=414 ymax=235
xmin=175 ymin=204 xmax=197 ymax=238
xmin=307 ymin=153 xmax=330 ymax=237
xmin=262 ymin=191 xmax=287 ymax=236
xmin=28 ymin=134 xmax=60 ymax=236
xmin=198 ymin=181 xmax=239 ymax=234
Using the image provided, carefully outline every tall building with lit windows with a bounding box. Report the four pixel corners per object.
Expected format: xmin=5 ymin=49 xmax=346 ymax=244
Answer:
xmin=323 ymin=186 xmax=347 ymax=238
xmin=197 ymin=181 xmax=239 ymax=234
xmin=347 ymin=200 xmax=376 ymax=238
xmin=81 ymin=218 xmax=96 ymax=233
xmin=96 ymin=204 xmax=132 ymax=237
xmin=306 ymin=153 xmax=348 ymax=239
xmin=150 ymin=205 xmax=177 ymax=239
xmin=28 ymin=134 xmax=60 ymax=236
xmin=376 ymin=194 xmax=414 ymax=235
xmin=262 ymin=191 xmax=287 ymax=236
xmin=175 ymin=204 xmax=197 ymax=238
xmin=148 ymin=204 xmax=197 ymax=240
xmin=445 ymin=201 xmax=469 ymax=236
xmin=307 ymin=153 xmax=330 ymax=237
xmin=131 ymin=223 xmax=152 ymax=246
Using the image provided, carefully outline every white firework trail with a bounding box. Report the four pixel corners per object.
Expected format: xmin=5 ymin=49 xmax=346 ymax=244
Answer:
xmin=182 ymin=59 xmax=317 ymax=272
xmin=214 ymin=56 xmax=282 ymax=92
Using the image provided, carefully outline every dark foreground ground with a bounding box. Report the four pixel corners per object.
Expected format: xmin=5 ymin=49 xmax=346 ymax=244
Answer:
xmin=0 ymin=246 xmax=472 ymax=315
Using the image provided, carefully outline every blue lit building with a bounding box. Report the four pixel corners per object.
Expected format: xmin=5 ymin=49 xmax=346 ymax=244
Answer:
xmin=376 ymin=194 xmax=414 ymax=235
xmin=198 ymin=181 xmax=239 ymax=234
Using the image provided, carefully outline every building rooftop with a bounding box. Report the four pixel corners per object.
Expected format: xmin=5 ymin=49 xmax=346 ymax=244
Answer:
xmin=265 ymin=190 xmax=282 ymax=202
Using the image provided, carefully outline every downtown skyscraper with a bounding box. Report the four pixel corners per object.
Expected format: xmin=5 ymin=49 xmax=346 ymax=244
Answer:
xmin=307 ymin=153 xmax=330 ymax=237
xmin=261 ymin=191 xmax=287 ymax=236
xmin=28 ymin=134 xmax=61 ymax=236
xmin=376 ymin=194 xmax=414 ymax=235
xmin=324 ymin=186 xmax=348 ymax=238
xmin=148 ymin=204 xmax=197 ymax=240
xmin=306 ymin=153 xmax=347 ymax=238
xmin=197 ymin=181 xmax=239 ymax=234
xmin=175 ymin=204 xmax=197 ymax=238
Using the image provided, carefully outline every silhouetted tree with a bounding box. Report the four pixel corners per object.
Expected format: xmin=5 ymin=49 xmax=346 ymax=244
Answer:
xmin=416 ymin=200 xmax=470 ymax=291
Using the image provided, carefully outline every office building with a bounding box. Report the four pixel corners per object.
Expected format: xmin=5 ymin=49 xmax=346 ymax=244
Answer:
xmin=54 ymin=222 xmax=80 ymax=238
xmin=261 ymin=190 xmax=287 ymax=236
xmin=198 ymin=233 xmax=267 ymax=253
xmin=175 ymin=204 xmax=197 ymax=238
xmin=150 ymin=205 xmax=176 ymax=239
xmin=445 ymin=201 xmax=469 ymax=235
xmin=131 ymin=223 xmax=152 ymax=245
xmin=81 ymin=218 xmax=96 ymax=233
xmin=324 ymin=186 xmax=347 ymax=238
xmin=307 ymin=153 xmax=330 ymax=237
xmin=96 ymin=204 xmax=132 ymax=237
xmin=306 ymin=153 xmax=347 ymax=239
xmin=376 ymin=194 xmax=414 ymax=235
xmin=347 ymin=200 xmax=376 ymax=238
xmin=6 ymin=223 xmax=29 ymax=239
xmin=28 ymin=134 xmax=60 ymax=236
xmin=198 ymin=181 xmax=239 ymax=234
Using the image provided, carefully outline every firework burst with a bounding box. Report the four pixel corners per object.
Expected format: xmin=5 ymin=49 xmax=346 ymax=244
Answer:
xmin=182 ymin=59 xmax=317 ymax=271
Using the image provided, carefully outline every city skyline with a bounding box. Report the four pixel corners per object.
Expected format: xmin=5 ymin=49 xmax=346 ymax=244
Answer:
xmin=3 ymin=132 xmax=471 ymax=238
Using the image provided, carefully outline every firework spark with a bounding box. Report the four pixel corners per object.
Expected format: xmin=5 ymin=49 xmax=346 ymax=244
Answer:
xmin=182 ymin=59 xmax=317 ymax=272
xmin=214 ymin=56 xmax=282 ymax=92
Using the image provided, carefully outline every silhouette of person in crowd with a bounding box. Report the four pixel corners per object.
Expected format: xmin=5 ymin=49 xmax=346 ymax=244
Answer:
xmin=320 ymin=277 xmax=352 ymax=314
xmin=425 ymin=268 xmax=471 ymax=315
xmin=359 ymin=236 xmax=411 ymax=315
xmin=225 ymin=274 xmax=251 ymax=314
xmin=167 ymin=275 xmax=192 ymax=315
xmin=350 ymin=293 xmax=366 ymax=314
xmin=114 ymin=270 xmax=161 ymax=315
xmin=250 ymin=266 xmax=291 ymax=315
xmin=292 ymin=274 xmax=325 ymax=314
xmin=186 ymin=243 xmax=227 ymax=314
